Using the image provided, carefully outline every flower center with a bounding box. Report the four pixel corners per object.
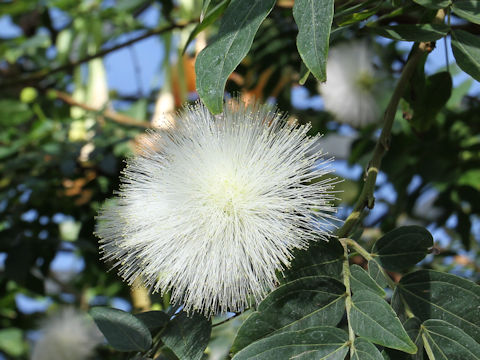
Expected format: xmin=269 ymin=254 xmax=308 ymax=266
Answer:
xmin=355 ymin=70 xmax=375 ymax=92
xmin=208 ymin=172 xmax=247 ymax=216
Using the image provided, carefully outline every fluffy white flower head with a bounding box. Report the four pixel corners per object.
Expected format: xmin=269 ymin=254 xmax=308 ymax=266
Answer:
xmin=319 ymin=41 xmax=379 ymax=127
xmin=96 ymin=100 xmax=337 ymax=316
xmin=31 ymin=308 xmax=102 ymax=360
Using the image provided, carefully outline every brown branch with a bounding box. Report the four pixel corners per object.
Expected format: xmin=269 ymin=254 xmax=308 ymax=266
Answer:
xmin=2 ymin=20 xmax=197 ymax=87
xmin=53 ymin=90 xmax=152 ymax=128
xmin=336 ymin=10 xmax=445 ymax=238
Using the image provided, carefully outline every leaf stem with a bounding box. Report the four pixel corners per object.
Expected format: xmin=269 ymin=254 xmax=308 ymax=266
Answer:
xmin=336 ymin=11 xmax=444 ymax=238
xmin=342 ymin=237 xmax=398 ymax=289
xmin=341 ymin=238 xmax=374 ymax=261
xmin=340 ymin=239 xmax=356 ymax=355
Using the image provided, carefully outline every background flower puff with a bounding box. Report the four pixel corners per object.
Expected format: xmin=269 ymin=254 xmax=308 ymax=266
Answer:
xmin=96 ymin=100 xmax=338 ymax=316
xmin=319 ymin=41 xmax=381 ymax=127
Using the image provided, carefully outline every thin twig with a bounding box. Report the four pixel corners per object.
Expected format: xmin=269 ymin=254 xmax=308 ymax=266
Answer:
xmin=53 ymin=90 xmax=152 ymax=128
xmin=336 ymin=10 xmax=445 ymax=238
xmin=212 ymin=312 xmax=243 ymax=327
xmin=1 ymin=20 xmax=197 ymax=87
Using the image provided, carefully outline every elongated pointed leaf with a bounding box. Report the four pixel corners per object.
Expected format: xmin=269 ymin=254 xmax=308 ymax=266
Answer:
xmin=232 ymin=276 xmax=346 ymax=353
xmin=182 ymin=0 xmax=230 ymax=55
xmin=160 ymin=312 xmax=211 ymax=360
xmin=370 ymin=24 xmax=449 ymax=42
xmin=293 ymin=0 xmax=334 ymax=82
xmin=451 ymin=30 xmax=480 ymax=81
xmin=350 ymin=264 xmax=386 ymax=297
xmin=90 ymin=307 xmax=152 ymax=352
xmin=233 ymin=326 xmax=349 ymax=360
xmin=421 ymin=319 xmax=480 ymax=360
xmin=350 ymin=291 xmax=417 ymax=353
xmin=372 ymin=226 xmax=433 ymax=271
xmin=452 ymin=1 xmax=480 ymax=25
xmin=195 ymin=0 xmax=276 ymax=114
xmin=353 ymin=338 xmax=384 ymax=360
xmin=398 ymin=270 xmax=480 ymax=343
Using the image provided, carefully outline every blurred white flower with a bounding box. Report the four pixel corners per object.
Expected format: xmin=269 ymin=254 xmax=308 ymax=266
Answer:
xmin=319 ymin=41 xmax=380 ymax=127
xmin=96 ymin=100 xmax=338 ymax=316
xmin=31 ymin=308 xmax=102 ymax=360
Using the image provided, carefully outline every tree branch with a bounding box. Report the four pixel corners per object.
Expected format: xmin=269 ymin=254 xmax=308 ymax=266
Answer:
xmin=2 ymin=20 xmax=197 ymax=87
xmin=53 ymin=90 xmax=152 ymax=128
xmin=336 ymin=10 xmax=445 ymax=238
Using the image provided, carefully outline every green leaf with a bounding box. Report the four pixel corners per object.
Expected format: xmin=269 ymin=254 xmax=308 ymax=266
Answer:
xmin=284 ymin=238 xmax=344 ymax=281
xmin=404 ymin=317 xmax=422 ymax=343
xmin=232 ymin=276 xmax=346 ymax=353
xmin=409 ymin=72 xmax=452 ymax=132
xmin=451 ymin=30 xmax=480 ymax=81
xmin=232 ymin=326 xmax=349 ymax=360
xmin=160 ymin=311 xmax=211 ymax=360
xmin=452 ymin=1 xmax=480 ymax=25
xmin=369 ymin=24 xmax=450 ymax=42
xmin=0 ymin=99 xmax=33 ymax=126
xmin=397 ymin=270 xmax=480 ymax=343
xmin=368 ymin=259 xmax=389 ymax=289
xmin=447 ymin=76 xmax=472 ymax=108
xmin=372 ymin=226 xmax=434 ymax=271
xmin=293 ymin=0 xmax=334 ymax=82
xmin=134 ymin=310 xmax=169 ymax=332
xmin=421 ymin=319 xmax=480 ymax=360
xmin=89 ymin=307 xmax=152 ymax=352
xmin=182 ymin=0 xmax=231 ymax=55
xmin=195 ymin=0 xmax=276 ymax=113
xmin=0 ymin=328 xmax=24 ymax=357
xmin=350 ymin=264 xmax=386 ymax=297
xmin=383 ymin=317 xmax=424 ymax=360
xmin=350 ymin=290 xmax=417 ymax=354
xmin=412 ymin=0 xmax=451 ymax=9
xmin=352 ymin=338 xmax=384 ymax=360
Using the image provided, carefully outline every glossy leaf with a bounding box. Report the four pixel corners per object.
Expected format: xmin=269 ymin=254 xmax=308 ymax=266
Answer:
xmin=421 ymin=319 xmax=480 ymax=360
xmin=452 ymin=1 xmax=480 ymax=25
xmin=370 ymin=24 xmax=449 ymax=42
xmin=293 ymin=0 xmax=334 ymax=82
xmin=160 ymin=311 xmax=211 ymax=360
xmin=232 ymin=276 xmax=346 ymax=353
xmin=352 ymin=338 xmax=384 ymax=360
xmin=233 ymin=326 xmax=349 ymax=360
xmin=451 ymin=30 xmax=480 ymax=81
xmin=350 ymin=290 xmax=417 ymax=354
xmin=398 ymin=270 xmax=480 ymax=342
xmin=350 ymin=264 xmax=386 ymax=297
xmin=372 ymin=226 xmax=433 ymax=271
xmin=134 ymin=310 xmax=169 ymax=332
xmin=284 ymin=238 xmax=344 ymax=281
xmin=195 ymin=0 xmax=276 ymax=113
xmin=89 ymin=307 xmax=152 ymax=352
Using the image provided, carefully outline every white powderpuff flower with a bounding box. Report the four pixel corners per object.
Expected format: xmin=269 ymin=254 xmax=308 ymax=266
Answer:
xmin=319 ymin=41 xmax=380 ymax=127
xmin=96 ymin=100 xmax=338 ymax=316
xmin=31 ymin=308 xmax=102 ymax=360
